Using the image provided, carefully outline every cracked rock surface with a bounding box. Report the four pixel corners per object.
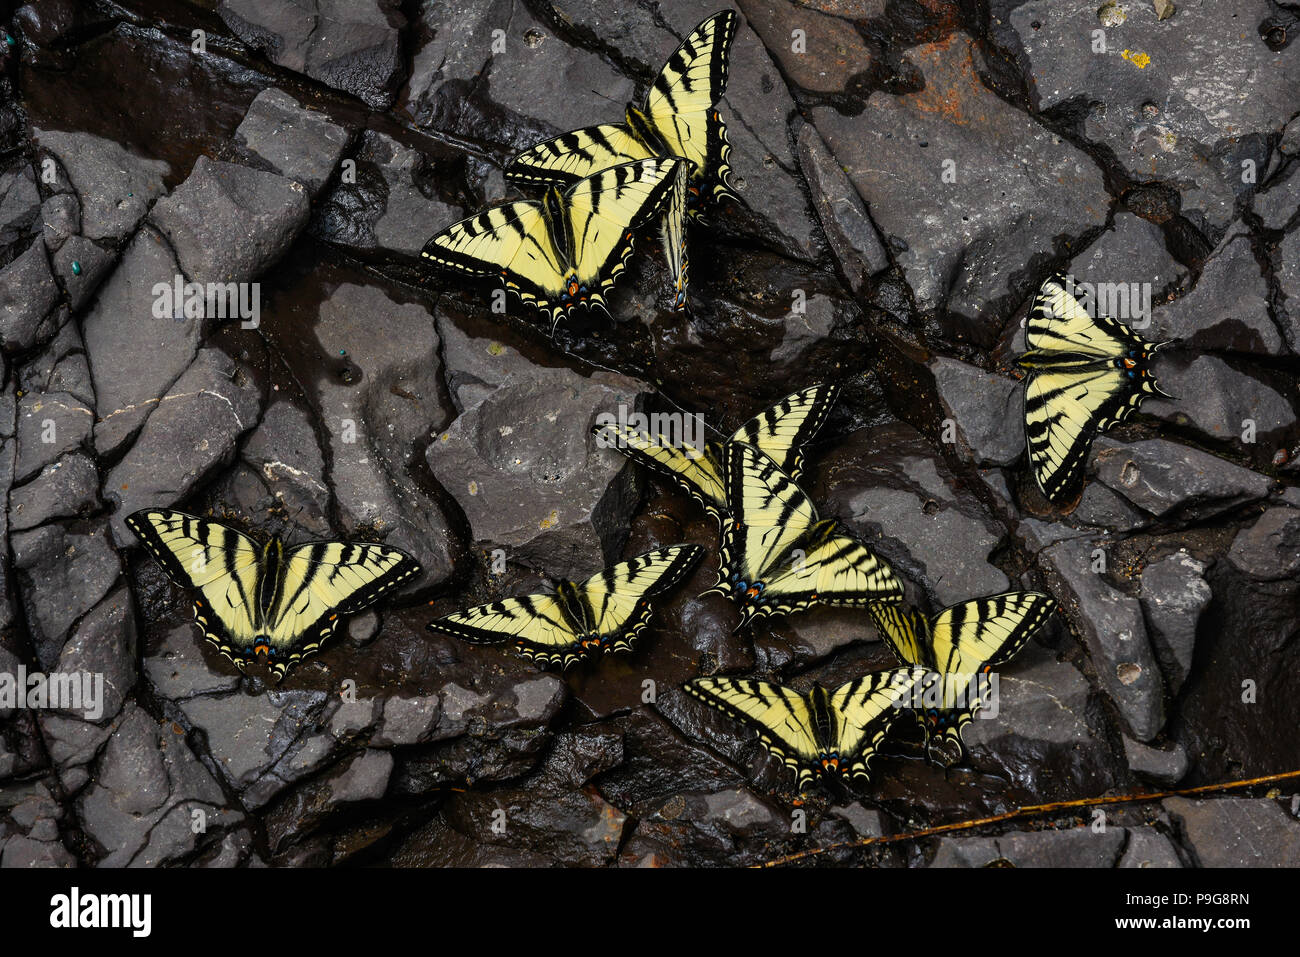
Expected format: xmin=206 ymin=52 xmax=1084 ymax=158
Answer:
xmin=0 ymin=0 xmax=1296 ymax=869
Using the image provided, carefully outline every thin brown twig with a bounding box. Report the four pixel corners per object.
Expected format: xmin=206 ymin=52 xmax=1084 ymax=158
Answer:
xmin=756 ymin=768 xmax=1300 ymax=868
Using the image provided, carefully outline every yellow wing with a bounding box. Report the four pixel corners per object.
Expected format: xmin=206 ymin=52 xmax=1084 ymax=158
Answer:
xmin=592 ymin=420 xmax=725 ymax=518
xmin=645 ymin=11 xmax=739 ymax=205
xmin=929 ymin=591 xmax=1056 ymax=676
xmin=1025 ymin=275 xmax=1131 ymax=358
xmin=684 ymin=676 xmax=821 ymax=786
xmin=429 ymin=593 xmax=578 ymax=663
xmin=505 ymin=124 xmax=655 ymax=189
xmin=261 ymin=541 xmax=421 ymax=680
xmin=729 ymin=383 xmax=840 ymax=481
xmin=827 ymin=668 xmax=931 ymax=782
xmin=126 ymin=508 xmax=261 ymax=648
xmin=868 ymin=602 xmax=931 ymax=669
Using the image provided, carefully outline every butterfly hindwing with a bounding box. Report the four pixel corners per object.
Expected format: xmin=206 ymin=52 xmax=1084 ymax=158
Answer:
xmin=429 ymin=545 xmax=703 ymax=669
xmin=708 ymin=443 xmax=902 ymax=625
xmin=422 ymin=158 xmax=681 ymax=330
xmin=732 ymin=383 xmax=840 ymax=481
xmin=644 ymin=10 xmax=739 ymax=207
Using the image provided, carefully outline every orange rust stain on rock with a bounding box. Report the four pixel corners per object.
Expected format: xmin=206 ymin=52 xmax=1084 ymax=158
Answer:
xmin=902 ymin=35 xmax=992 ymax=128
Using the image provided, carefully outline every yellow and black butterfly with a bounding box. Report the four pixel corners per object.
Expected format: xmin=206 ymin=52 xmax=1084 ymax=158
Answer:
xmin=594 ymin=383 xmax=840 ymax=525
xmin=868 ymin=591 xmax=1056 ymax=762
xmin=428 ymin=545 xmax=703 ymax=670
xmin=684 ymin=667 xmax=932 ymax=791
xmin=421 ymin=157 xmax=683 ymax=332
xmin=505 ymin=11 xmax=740 ymax=309
xmin=1018 ymin=274 xmax=1171 ymax=502
xmin=126 ymin=508 xmax=420 ymax=682
xmin=701 ymin=442 xmax=903 ymax=627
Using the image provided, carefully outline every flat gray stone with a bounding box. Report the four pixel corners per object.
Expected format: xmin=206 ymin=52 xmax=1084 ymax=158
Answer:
xmin=930 ymin=357 xmax=1024 ymax=467
xmin=1139 ymin=550 xmax=1210 ymax=695
xmin=1163 ymin=797 xmax=1300 ymax=867
xmin=234 ymin=87 xmax=351 ymax=195
xmin=104 ymin=347 xmax=262 ymax=545
xmin=32 ymin=128 xmax=169 ymax=243
xmin=1092 ymin=437 xmax=1271 ymax=522
xmin=0 ymin=240 xmax=59 ymax=354
xmin=149 ymin=156 xmax=309 ymax=285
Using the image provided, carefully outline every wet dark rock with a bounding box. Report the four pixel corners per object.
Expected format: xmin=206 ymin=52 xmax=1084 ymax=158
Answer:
xmin=9 ymin=451 xmax=99 ymax=530
xmin=1038 ymin=536 xmax=1164 ymax=741
xmin=1071 ymin=480 xmax=1150 ymax=533
xmin=233 ymin=88 xmax=352 ymax=196
xmin=963 ymin=648 xmax=1118 ymax=796
xmin=12 ymin=520 xmax=121 ymax=669
xmin=1276 ymin=228 xmax=1300 ymax=352
xmin=813 ymin=33 xmax=1108 ymax=338
xmin=314 ymin=130 xmax=459 ymax=258
xmin=181 ymin=688 xmax=336 ymax=809
xmin=41 ymin=193 xmax=79 ymax=253
xmin=18 ymin=319 xmax=93 ymax=409
xmin=1066 ymin=211 xmax=1187 ymax=293
xmin=433 ymin=317 xmax=535 ymax=413
xmin=312 ymin=282 xmax=455 ymax=589
xmin=406 ymin=0 xmax=633 ymax=145
xmin=241 ymin=400 xmax=332 ymax=536
xmin=739 ymin=0 xmax=874 ymax=93
xmin=1150 ymin=226 xmax=1283 ymax=355
xmin=1139 ymin=549 xmax=1210 ymax=696
xmin=815 ymin=423 xmax=1011 ymax=605
xmin=51 ymin=235 xmax=115 ymax=312
xmin=0 ymin=240 xmax=59 ymax=354
xmin=0 ymin=780 xmax=75 ymax=867
xmin=55 ymin=584 xmax=136 ymax=724
xmin=104 ymin=347 xmax=262 ymax=545
xmin=1009 ymin=0 xmax=1300 ymax=234
xmin=218 ymin=0 xmax=406 ymax=111
xmin=930 ymin=825 xmax=1125 ymax=867
xmin=83 ymin=229 xmax=202 ymax=456
xmin=1227 ymin=507 xmax=1300 ymax=581
xmin=1254 ymin=165 xmax=1298 ymax=231
xmin=427 ymin=364 xmax=649 ymax=579
xmin=32 ymin=128 xmax=170 ymax=243
xmin=0 ymin=163 xmax=40 ymax=257
xmin=1145 ymin=354 xmax=1295 ymax=449
xmin=149 ymin=156 xmax=310 ymax=286
xmin=929 ymin=357 xmax=1023 ymax=467
xmin=264 ymin=748 xmax=393 ymax=854
xmin=1162 ymin=797 xmax=1300 ymax=867
xmin=1122 ymin=735 xmax=1188 ymax=787
xmin=1118 ymin=827 xmax=1184 ymax=868
xmin=796 ymin=122 xmax=890 ymax=296
xmin=77 ymin=703 xmax=241 ymax=866
xmin=15 ymin=389 xmax=93 ymax=485
xmin=1092 ymin=437 xmax=1272 ymax=523
xmin=144 ymin=623 xmax=242 ymax=702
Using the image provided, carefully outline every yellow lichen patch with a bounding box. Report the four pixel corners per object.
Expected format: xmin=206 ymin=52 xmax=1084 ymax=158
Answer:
xmin=468 ymin=480 xmax=479 ymax=496
xmin=539 ymin=509 xmax=559 ymax=530
xmin=488 ymin=341 xmax=505 ymax=356
xmin=1121 ymin=49 xmax=1151 ymax=68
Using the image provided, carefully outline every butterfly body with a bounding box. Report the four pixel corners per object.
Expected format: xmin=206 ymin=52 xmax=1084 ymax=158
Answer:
xmin=685 ymin=668 xmax=930 ymax=791
xmin=127 ymin=509 xmax=420 ymax=682
xmin=1017 ymin=274 xmax=1171 ymax=502
xmin=422 ymin=157 xmax=683 ymax=332
xmin=429 ymin=545 xmax=703 ymax=670
xmin=704 ymin=443 xmax=903 ymax=627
